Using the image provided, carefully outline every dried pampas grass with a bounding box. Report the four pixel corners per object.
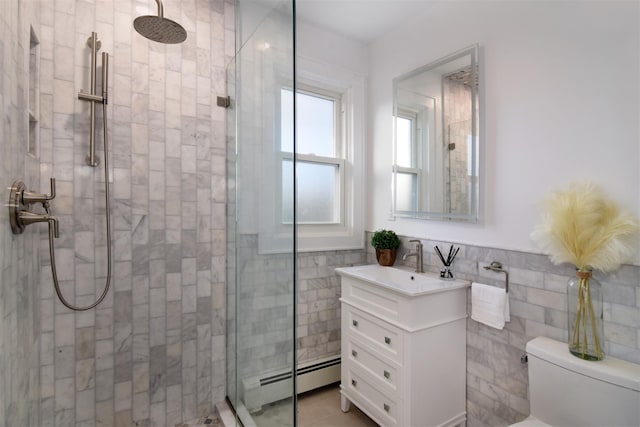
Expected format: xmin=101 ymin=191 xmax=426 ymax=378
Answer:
xmin=531 ymin=181 xmax=639 ymax=272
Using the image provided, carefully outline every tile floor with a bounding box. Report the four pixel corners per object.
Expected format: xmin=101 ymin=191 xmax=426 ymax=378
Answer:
xmin=298 ymin=385 xmax=378 ymax=427
xmin=250 ymin=384 xmax=378 ymax=427
xmin=177 ymin=415 xmax=224 ymax=426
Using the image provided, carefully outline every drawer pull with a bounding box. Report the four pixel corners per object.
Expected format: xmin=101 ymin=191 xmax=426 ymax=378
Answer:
xmin=383 ymin=370 xmax=390 ymax=379
xmin=351 ymin=350 xmax=358 ymax=357
xmin=383 ymin=403 xmax=390 ymax=412
xmin=352 ymin=319 xmax=359 ymax=327
xmin=384 ymin=336 xmax=391 ymax=345
xmin=351 ymin=379 xmax=357 ymax=387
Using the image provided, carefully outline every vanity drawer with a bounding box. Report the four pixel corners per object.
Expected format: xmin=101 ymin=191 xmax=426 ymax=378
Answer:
xmin=343 ymin=304 xmax=403 ymax=363
xmin=345 ymin=338 xmax=401 ymax=395
xmin=344 ymin=368 xmax=400 ymax=427
xmin=341 ymin=276 xmax=402 ymax=321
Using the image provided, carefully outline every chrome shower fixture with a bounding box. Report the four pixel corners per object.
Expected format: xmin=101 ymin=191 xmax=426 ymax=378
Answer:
xmin=45 ymin=31 xmax=113 ymax=311
xmin=78 ymin=32 xmax=108 ymax=167
xmin=8 ymin=178 xmax=59 ymax=237
xmin=134 ymin=0 xmax=187 ymax=44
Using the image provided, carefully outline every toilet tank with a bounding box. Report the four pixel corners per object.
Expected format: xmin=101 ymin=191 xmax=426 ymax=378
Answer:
xmin=527 ymin=337 xmax=640 ymax=427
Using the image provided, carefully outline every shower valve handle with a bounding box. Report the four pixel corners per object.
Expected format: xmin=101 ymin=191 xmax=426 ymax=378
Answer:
xmin=16 ymin=211 xmax=59 ymax=238
xmin=22 ymin=178 xmax=56 ymax=206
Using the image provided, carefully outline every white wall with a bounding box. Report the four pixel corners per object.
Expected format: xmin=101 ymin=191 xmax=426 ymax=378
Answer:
xmin=297 ymin=20 xmax=369 ymax=76
xmin=368 ymin=0 xmax=640 ymax=264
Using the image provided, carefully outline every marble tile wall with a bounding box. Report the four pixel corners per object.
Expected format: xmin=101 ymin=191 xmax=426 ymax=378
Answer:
xmin=0 ymin=1 xmax=43 ymax=425
xmin=227 ymin=231 xmax=365 ymax=396
xmin=443 ymin=77 xmax=473 ymax=216
xmin=233 ymin=234 xmax=295 ymax=382
xmin=297 ymin=249 xmax=366 ymax=364
xmin=369 ymin=232 xmax=640 ymax=427
xmin=34 ymin=1 xmax=233 ymax=426
xmin=234 ymin=227 xmax=638 ymax=426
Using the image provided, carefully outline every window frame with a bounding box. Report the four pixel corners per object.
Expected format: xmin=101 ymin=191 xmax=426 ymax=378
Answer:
xmin=279 ymin=85 xmax=346 ymax=226
xmin=394 ymin=108 xmax=422 ymax=211
xmin=259 ymin=66 xmax=365 ymax=254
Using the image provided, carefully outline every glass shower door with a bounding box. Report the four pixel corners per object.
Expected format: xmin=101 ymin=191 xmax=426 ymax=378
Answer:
xmin=226 ymin=1 xmax=296 ymax=426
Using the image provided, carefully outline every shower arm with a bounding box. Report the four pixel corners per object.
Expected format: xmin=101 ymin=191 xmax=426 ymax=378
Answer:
xmin=155 ymin=0 xmax=164 ymax=17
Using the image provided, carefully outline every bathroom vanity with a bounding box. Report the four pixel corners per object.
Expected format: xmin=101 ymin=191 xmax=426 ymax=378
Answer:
xmin=336 ymin=265 xmax=470 ymax=427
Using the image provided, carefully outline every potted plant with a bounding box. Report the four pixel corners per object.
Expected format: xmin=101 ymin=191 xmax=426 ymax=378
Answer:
xmin=371 ymin=229 xmax=401 ymax=266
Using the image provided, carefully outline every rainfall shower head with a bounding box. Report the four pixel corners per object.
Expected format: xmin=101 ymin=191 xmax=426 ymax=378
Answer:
xmin=134 ymin=0 xmax=186 ymax=44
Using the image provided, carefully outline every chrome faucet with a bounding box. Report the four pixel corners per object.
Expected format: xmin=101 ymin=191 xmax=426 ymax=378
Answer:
xmin=402 ymin=239 xmax=424 ymax=273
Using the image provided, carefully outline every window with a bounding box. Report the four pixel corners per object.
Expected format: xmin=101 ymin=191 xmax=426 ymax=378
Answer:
xmin=280 ymin=87 xmax=344 ymax=225
xmin=394 ymin=111 xmax=419 ymax=211
xmin=259 ymin=71 xmax=365 ymax=253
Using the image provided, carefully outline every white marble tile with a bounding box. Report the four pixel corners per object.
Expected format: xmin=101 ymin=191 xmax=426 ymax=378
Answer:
xmin=181 ymin=145 xmax=197 ymax=174
xmin=182 ymin=285 xmax=197 ymax=314
xmin=75 ymin=388 xmax=95 ymax=421
xmin=53 ymin=12 xmax=75 ymax=47
xmin=75 ymin=359 xmax=95 ymax=392
xmin=95 ymin=340 xmax=114 ymax=371
xmin=113 ymin=12 xmax=132 ymax=45
xmin=181 ymin=87 xmax=197 ymax=117
xmin=112 ymin=72 xmax=132 ymax=107
xmin=149 ymin=81 xmax=166 ymax=112
xmin=166 ymin=273 xmax=182 ymax=302
xmin=54 ymin=378 xmax=75 ymax=410
xmin=166 ymin=100 xmax=182 ymax=129
xmin=150 ymin=288 xmax=166 ymax=319
xmin=149 ymin=318 xmax=166 ymax=347
xmin=114 ymin=381 xmax=132 ymax=412
xmin=55 ymin=313 xmax=75 ymax=347
xmin=527 ymin=287 xmax=565 ymax=311
xmin=132 ymin=391 xmax=150 ymax=422
xmin=41 ymin=365 xmax=55 ymax=399
xmin=165 ymin=70 xmax=181 ymax=101
xmin=148 ymin=171 xmax=165 ymax=201
xmin=166 ymin=128 xmax=182 ymax=158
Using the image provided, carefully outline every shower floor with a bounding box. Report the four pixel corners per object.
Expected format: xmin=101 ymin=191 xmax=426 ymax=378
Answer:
xmin=177 ymin=415 xmax=223 ymax=427
xmin=251 ymin=383 xmax=378 ymax=427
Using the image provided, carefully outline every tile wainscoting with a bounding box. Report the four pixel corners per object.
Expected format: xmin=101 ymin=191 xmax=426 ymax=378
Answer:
xmin=359 ymin=232 xmax=639 ymax=427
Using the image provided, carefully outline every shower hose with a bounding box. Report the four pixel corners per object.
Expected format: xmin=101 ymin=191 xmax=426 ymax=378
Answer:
xmin=47 ymin=100 xmax=112 ymax=311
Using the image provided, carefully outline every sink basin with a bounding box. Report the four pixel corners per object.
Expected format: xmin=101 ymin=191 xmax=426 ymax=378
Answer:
xmin=335 ymin=264 xmax=469 ymax=297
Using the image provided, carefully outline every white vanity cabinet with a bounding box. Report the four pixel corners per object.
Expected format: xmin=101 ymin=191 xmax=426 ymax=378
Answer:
xmin=336 ymin=265 xmax=469 ymax=427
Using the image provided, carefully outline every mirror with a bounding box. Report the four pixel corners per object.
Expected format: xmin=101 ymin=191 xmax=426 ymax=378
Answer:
xmin=392 ymin=44 xmax=479 ymax=222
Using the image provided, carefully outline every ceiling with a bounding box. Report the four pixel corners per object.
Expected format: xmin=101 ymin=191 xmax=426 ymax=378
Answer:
xmin=295 ymin=0 xmax=432 ymax=43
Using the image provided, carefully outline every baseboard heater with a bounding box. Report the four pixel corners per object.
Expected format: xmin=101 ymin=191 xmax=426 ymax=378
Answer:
xmin=240 ymin=355 xmax=341 ymax=413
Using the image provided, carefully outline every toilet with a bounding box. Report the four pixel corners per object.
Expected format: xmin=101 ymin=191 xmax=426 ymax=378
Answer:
xmin=511 ymin=336 xmax=640 ymax=427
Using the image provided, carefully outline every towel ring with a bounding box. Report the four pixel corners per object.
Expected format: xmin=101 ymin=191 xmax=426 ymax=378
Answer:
xmin=483 ymin=261 xmax=509 ymax=293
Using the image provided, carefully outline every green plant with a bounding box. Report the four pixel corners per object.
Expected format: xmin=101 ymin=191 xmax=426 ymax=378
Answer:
xmin=371 ymin=229 xmax=401 ymax=250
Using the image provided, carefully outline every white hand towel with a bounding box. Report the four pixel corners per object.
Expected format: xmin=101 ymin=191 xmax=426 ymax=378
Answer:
xmin=471 ymin=282 xmax=510 ymax=330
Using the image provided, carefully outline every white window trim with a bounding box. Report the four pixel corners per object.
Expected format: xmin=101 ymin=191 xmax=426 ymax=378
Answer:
xmin=258 ymin=64 xmax=366 ymax=254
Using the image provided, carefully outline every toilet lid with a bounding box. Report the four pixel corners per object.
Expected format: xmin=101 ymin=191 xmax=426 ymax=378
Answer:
xmin=510 ymin=416 xmax=552 ymax=427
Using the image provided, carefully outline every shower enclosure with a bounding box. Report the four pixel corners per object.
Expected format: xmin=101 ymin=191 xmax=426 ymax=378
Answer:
xmin=225 ymin=1 xmax=297 ymax=426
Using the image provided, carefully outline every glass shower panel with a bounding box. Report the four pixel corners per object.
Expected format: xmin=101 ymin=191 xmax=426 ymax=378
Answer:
xmin=226 ymin=1 xmax=296 ymax=426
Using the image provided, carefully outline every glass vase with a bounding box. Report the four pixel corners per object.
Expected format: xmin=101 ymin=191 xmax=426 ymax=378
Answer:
xmin=567 ymin=269 xmax=604 ymax=360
